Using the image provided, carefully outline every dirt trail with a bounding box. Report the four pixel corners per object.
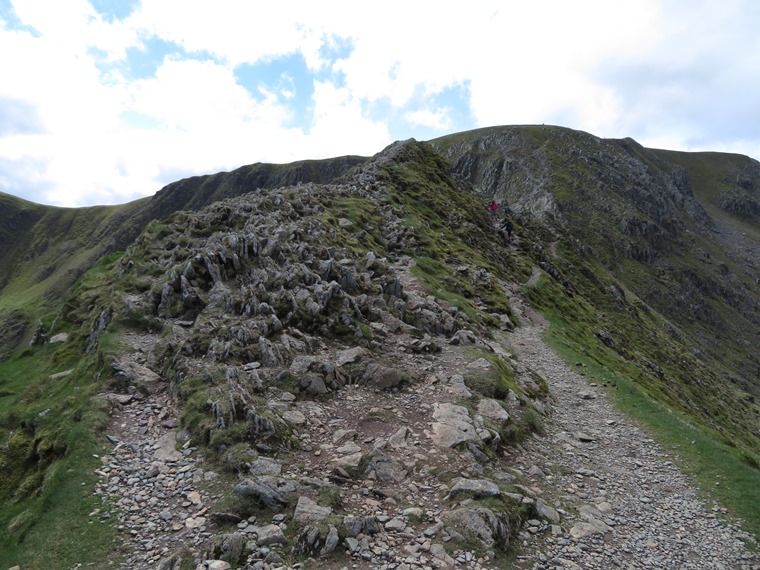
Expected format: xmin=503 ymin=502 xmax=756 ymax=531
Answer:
xmin=506 ymin=293 xmax=760 ymax=570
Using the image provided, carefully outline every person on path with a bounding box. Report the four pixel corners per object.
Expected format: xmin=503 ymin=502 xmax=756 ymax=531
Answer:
xmin=488 ymin=200 xmax=499 ymax=221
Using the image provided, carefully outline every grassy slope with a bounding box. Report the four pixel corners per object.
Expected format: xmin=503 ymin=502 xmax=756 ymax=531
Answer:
xmin=0 ymin=193 xmax=152 ymax=363
xmin=0 ymin=253 xmax=128 ymax=568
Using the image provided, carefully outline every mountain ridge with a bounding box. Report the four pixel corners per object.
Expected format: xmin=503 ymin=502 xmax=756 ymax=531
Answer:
xmin=0 ymin=126 xmax=759 ymax=567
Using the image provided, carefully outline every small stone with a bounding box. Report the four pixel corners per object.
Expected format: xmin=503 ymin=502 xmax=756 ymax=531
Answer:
xmin=255 ymin=524 xmax=288 ymax=546
xmin=293 ymin=496 xmax=332 ymax=526
xmin=384 ymin=517 xmax=407 ymax=532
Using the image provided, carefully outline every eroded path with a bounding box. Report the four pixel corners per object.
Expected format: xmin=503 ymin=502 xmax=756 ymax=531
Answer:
xmin=91 ymin=267 xmax=760 ymax=570
xmin=506 ymin=296 xmax=760 ymax=570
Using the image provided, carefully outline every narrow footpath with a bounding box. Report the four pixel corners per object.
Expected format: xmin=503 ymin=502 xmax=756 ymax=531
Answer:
xmin=506 ymin=296 xmax=760 ymax=570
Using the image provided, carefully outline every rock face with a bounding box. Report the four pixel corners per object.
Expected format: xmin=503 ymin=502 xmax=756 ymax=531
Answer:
xmin=430 ymin=403 xmax=479 ymax=447
xmin=293 ymin=496 xmax=332 ymax=526
xmin=433 ymin=127 xmax=760 ymax=453
xmin=446 ymin=478 xmax=501 ymax=501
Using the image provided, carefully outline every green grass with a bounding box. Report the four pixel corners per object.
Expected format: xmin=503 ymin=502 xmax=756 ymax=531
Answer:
xmin=540 ymin=308 xmax=760 ymax=542
xmin=0 ymin=254 xmax=133 ymax=568
xmin=0 ymin=345 xmax=123 ymax=568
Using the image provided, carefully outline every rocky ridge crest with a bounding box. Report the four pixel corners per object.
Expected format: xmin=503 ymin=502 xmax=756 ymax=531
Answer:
xmin=88 ymin=141 xmax=552 ymax=568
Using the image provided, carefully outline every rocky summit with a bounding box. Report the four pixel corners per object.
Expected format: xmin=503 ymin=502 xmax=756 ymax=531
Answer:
xmin=0 ymin=127 xmax=759 ymax=569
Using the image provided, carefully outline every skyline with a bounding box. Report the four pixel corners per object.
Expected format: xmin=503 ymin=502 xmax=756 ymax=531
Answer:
xmin=1 ymin=0 xmax=759 ymax=207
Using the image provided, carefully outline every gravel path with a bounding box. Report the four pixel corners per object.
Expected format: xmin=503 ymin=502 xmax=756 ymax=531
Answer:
xmin=507 ymin=300 xmax=760 ymax=570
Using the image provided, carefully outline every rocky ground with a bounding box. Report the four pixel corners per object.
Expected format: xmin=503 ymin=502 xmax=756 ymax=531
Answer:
xmin=506 ymin=294 xmax=760 ymax=570
xmin=87 ymin=268 xmax=760 ymax=570
xmin=80 ymin=146 xmax=760 ymax=569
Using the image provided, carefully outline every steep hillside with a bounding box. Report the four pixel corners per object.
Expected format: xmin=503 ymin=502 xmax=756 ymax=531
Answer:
xmin=0 ymin=193 xmax=150 ymax=360
xmin=0 ymin=156 xmax=365 ymax=361
xmin=433 ymin=126 xmax=760 ymax=438
xmin=1 ymin=128 xmax=759 ymax=567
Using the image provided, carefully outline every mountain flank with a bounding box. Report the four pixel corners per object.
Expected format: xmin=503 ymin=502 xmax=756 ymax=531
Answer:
xmin=0 ymin=126 xmax=758 ymax=568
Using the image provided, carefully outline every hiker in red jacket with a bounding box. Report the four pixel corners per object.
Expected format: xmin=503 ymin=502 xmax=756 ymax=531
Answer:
xmin=488 ymin=200 xmax=499 ymax=220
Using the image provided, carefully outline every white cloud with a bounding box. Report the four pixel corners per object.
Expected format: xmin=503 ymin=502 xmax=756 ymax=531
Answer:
xmin=306 ymin=79 xmax=391 ymax=157
xmin=1 ymin=0 xmax=759 ymax=207
xmin=405 ymin=108 xmax=452 ymax=130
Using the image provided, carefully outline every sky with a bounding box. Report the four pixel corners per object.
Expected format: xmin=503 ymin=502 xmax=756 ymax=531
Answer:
xmin=1 ymin=0 xmax=759 ymax=208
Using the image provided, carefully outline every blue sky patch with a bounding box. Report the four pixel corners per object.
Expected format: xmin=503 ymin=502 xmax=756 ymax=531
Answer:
xmin=122 ymin=36 xmax=188 ymax=80
xmin=0 ymin=0 xmax=40 ymax=35
xmin=318 ymin=34 xmax=353 ymax=67
xmin=235 ymin=53 xmax=315 ymax=126
xmin=88 ymin=0 xmax=139 ymax=22
xmin=363 ymin=81 xmax=473 ymax=142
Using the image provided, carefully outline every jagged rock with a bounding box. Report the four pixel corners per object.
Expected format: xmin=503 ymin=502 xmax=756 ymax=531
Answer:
xmin=467 ymin=357 xmax=492 ymax=370
xmin=210 ymin=512 xmax=243 ymax=525
xmin=388 ymin=426 xmax=410 ymax=448
xmin=290 ymin=355 xmax=319 ymax=374
xmin=293 ymin=496 xmax=332 ymax=526
xmin=282 ymin=410 xmax=307 ymax=425
xmin=440 ymin=507 xmax=510 ymax=549
xmin=381 ymin=311 xmax=408 ymax=333
xmin=95 ymin=392 xmax=133 ymax=406
xmin=505 ymin=389 xmax=520 ymax=408
xmin=254 ymin=524 xmax=288 ymax=546
xmin=343 ymin=515 xmax=381 ymax=537
xmin=299 ymin=372 xmax=328 ymax=394
xmin=569 ymin=519 xmax=612 ymax=540
xmin=336 ymin=441 xmax=362 ymax=454
xmin=207 ymin=281 xmax=233 ymax=311
xmin=362 ymin=362 xmax=404 ymax=389
xmin=48 ymin=332 xmax=70 ymax=343
xmin=536 ymin=498 xmax=561 ymax=523
xmin=320 ymin=524 xmax=339 ymax=556
xmin=331 ymin=451 xmax=363 ymax=468
xmin=446 ymin=374 xmax=473 ymax=397
xmin=384 ymin=516 xmax=407 ymax=532
xmin=258 ymin=337 xmax=280 ymax=367
xmin=448 ymin=329 xmax=478 ymax=345
xmin=156 ymin=554 xmax=182 ymax=570
xmin=111 ymin=356 xmax=161 ymax=391
xmin=365 ymin=455 xmax=408 ymax=482
xmin=527 ymin=465 xmax=545 ymax=478
xmin=29 ymin=320 xmax=47 ymax=346
xmin=249 ymin=457 xmax=282 ymax=476
xmin=430 ymin=402 xmax=479 ymax=448
xmin=446 ymin=478 xmax=501 ymax=501
xmin=216 ymin=532 xmax=245 ymax=564
xmin=185 ymin=516 xmax=206 ymax=529
xmin=234 ymin=476 xmax=296 ymax=510
xmin=331 ymin=428 xmax=356 ymax=443
xmin=336 ymin=346 xmax=367 ymax=366
xmin=477 ymin=398 xmax=510 ymax=422
xmin=429 ymin=543 xmax=458 ymax=567
xmin=298 ymin=522 xmax=340 ymax=557
xmin=153 ymin=431 xmax=183 ymax=462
